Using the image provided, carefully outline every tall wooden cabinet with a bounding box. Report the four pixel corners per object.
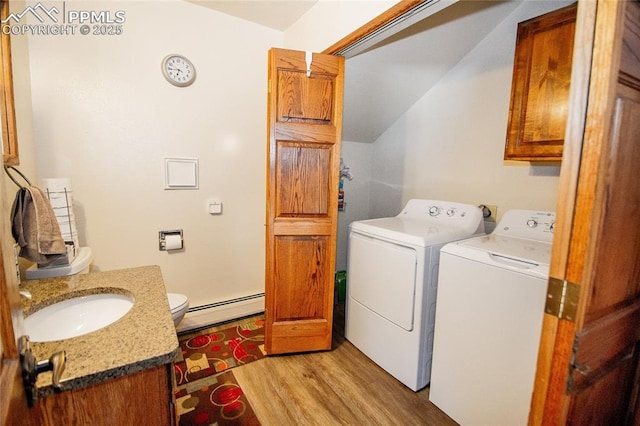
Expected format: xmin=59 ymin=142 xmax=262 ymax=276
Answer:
xmin=504 ymin=3 xmax=577 ymax=162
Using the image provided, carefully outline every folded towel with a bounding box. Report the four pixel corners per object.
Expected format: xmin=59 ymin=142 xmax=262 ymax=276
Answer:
xmin=11 ymin=185 xmax=66 ymax=266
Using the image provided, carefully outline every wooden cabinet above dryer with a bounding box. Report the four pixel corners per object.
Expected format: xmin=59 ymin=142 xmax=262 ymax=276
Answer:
xmin=504 ymin=3 xmax=577 ymax=162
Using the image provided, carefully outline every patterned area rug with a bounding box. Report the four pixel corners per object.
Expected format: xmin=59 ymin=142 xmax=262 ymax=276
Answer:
xmin=173 ymin=318 xmax=265 ymax=425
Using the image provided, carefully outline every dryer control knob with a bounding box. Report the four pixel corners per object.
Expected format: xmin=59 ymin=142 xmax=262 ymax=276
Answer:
xmin=428 ymin=206 xmax=440 ymax=217
xmin=446 ymin=208 xmax=456 ymax=217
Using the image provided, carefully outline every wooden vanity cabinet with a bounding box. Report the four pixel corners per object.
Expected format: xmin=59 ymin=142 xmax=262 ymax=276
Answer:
xmin=504 ymin=3 xmax=577 ymax=161
xmin=31 ymin=364 xmax=175 ymax=425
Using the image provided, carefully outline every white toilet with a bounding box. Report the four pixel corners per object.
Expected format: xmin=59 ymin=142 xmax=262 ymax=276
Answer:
xmin=25 ymin=247 xmax=190 ymax=328
xmin=25 ymin=246 xmax=94 ymax=279
xmin=167 ymin=292 xmax=189 ymax=327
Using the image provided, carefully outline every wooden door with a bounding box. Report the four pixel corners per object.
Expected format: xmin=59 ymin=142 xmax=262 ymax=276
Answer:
xmin=264 ymin=48 xmax=344 ymax=355
xmin=530 ymin=0 xmax=640 ymax=423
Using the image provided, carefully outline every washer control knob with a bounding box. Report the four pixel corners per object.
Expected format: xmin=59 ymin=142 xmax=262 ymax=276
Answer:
xmin=549 ymin=222 xmax=555 ymax=233
xmin=526 ymin=219 xmax=538 ymax=228
xmin=446 ymin=208 xmax=456 ymax=217
xmin=428 ymin=206 xmax=440 ymax=217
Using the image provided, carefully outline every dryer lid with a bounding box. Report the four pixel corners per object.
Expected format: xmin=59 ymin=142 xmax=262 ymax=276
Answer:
xmin=349 ymin=199 xmax=484 ymax=247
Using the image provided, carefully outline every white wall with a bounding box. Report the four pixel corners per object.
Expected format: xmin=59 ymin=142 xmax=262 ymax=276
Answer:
xmin=13 ymin=0 xmax=568 ymax=313
xmin=23 ymin=1 xmax=282 ymax=307
xmin=335 ymin=140 xmax=373 ymax=272
xmin=3 ymin=1 xmax=36 ymax=213
xmin=369 ymin=0 xmax=568 ymax=221
xmin=284 ymin=0 xmax=397 ymax=52
xmin=10 ymin=0 xmax=402 ymax=316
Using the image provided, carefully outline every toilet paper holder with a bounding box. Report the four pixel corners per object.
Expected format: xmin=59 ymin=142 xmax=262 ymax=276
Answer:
xmin=159 ymin=230 xmax=183 ymax=251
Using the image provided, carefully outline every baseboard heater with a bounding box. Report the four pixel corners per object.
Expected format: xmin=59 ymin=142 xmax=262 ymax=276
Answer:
xmin=176 ymin=293 xmax=265 ymax=333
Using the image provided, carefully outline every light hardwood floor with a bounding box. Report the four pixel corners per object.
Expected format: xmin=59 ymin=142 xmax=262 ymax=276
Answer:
xmin=200 ymin=305 xmax=458 ymax=425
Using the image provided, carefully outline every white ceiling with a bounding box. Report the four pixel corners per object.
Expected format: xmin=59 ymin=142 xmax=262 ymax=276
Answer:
xmin=189 ymin=0 xmax=524 ymax=143
xmin=187 ymin=0 xmax=318 ymax=31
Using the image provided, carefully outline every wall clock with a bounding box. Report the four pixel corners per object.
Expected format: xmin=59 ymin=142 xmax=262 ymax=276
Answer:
xmin=161 ymin=54 xmax=196 ymax=87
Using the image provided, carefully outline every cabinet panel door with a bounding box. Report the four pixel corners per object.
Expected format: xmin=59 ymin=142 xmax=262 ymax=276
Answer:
xmin=504 ymin=3 xmax=577 ymax=161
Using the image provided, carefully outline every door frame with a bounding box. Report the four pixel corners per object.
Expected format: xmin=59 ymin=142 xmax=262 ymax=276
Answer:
xmin=323 ymin=0 xmax=637 ymax=422
xmin=323 ymin=0 xmax=432 ymax=57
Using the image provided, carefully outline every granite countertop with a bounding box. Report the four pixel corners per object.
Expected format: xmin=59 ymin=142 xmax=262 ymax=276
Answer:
xmin=19 ymin=265 xmax=179 ymax=397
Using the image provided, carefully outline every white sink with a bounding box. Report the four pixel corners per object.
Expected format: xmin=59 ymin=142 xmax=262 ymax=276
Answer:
xmin=24 ymin=293 xmax=134 ymax=342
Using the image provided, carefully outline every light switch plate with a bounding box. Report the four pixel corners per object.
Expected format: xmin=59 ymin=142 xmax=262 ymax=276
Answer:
xmin=207 ymin=199 xmax=222 ymax=214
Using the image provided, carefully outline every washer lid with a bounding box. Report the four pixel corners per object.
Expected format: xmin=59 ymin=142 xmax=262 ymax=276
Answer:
xmin=443 ymin=234 xmax=552 ymax=279
xmin=458 ymin=234 xmax=552 ymax=265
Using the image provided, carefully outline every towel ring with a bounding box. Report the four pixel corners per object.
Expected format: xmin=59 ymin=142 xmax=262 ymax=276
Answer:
xmin=4 ymin=165 xmax=32 ymax=189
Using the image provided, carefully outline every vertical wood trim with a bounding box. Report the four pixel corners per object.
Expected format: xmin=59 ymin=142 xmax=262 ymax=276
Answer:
xmin=265 ymin=48 xmax=276 ymax=353
xmin=556 ymin=0 xmax=625 ymax=415
xmin=530 ymin=1 xmax=597 ymax=419
xmin=565 ymin=0 xmax=623 ymax=305
xmin=0 ymin=95 xmax=31 ymax=421
xmin=0 ymin=118 xmax=20 ymax=357
xmin=548 ymin=1 xmax=596 ymax=302
xmin=0 ymin=0 xmax=19 ymax=166
xmin=530 ymin=0 xmax=629 ymax=424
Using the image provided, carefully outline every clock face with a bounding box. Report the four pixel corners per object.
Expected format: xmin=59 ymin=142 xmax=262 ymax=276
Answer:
xmin=162 ymin=55 xmax=196 ymax=87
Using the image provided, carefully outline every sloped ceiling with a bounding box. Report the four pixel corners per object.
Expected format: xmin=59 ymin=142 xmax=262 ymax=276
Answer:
xmin=189 ymin=0 xmax=523 ymax=143
xmin=343 ymin=0 xmax=523 ymax=142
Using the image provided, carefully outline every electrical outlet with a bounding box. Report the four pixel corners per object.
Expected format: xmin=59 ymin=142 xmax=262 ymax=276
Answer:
xmin=479 ymin=204 xmax=498 ymax=222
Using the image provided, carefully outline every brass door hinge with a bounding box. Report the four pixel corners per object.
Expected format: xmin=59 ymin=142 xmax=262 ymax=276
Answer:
xmin=545 ymin=277 xmax=580 ymax=321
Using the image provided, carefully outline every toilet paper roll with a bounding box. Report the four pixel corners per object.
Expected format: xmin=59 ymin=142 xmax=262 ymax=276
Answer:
xmin=165 ymin=234 xmax=183 ymax=251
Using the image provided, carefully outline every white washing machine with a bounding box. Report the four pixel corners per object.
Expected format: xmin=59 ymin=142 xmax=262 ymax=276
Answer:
xmin=345 ymin=199 xmax=484 ymax=391
xmin=429 ymin=209 xmax=555 ymax=425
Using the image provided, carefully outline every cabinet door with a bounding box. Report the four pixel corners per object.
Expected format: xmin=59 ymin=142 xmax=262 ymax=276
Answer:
xmin=504 ymin=3 xmax=577 ymax=162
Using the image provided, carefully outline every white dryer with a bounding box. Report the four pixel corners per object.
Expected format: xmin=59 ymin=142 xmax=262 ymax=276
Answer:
xmin=429 ymin=209 xmax=555 ymax=425
xmin=345 ymin=199 xmax=484 ymax=391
